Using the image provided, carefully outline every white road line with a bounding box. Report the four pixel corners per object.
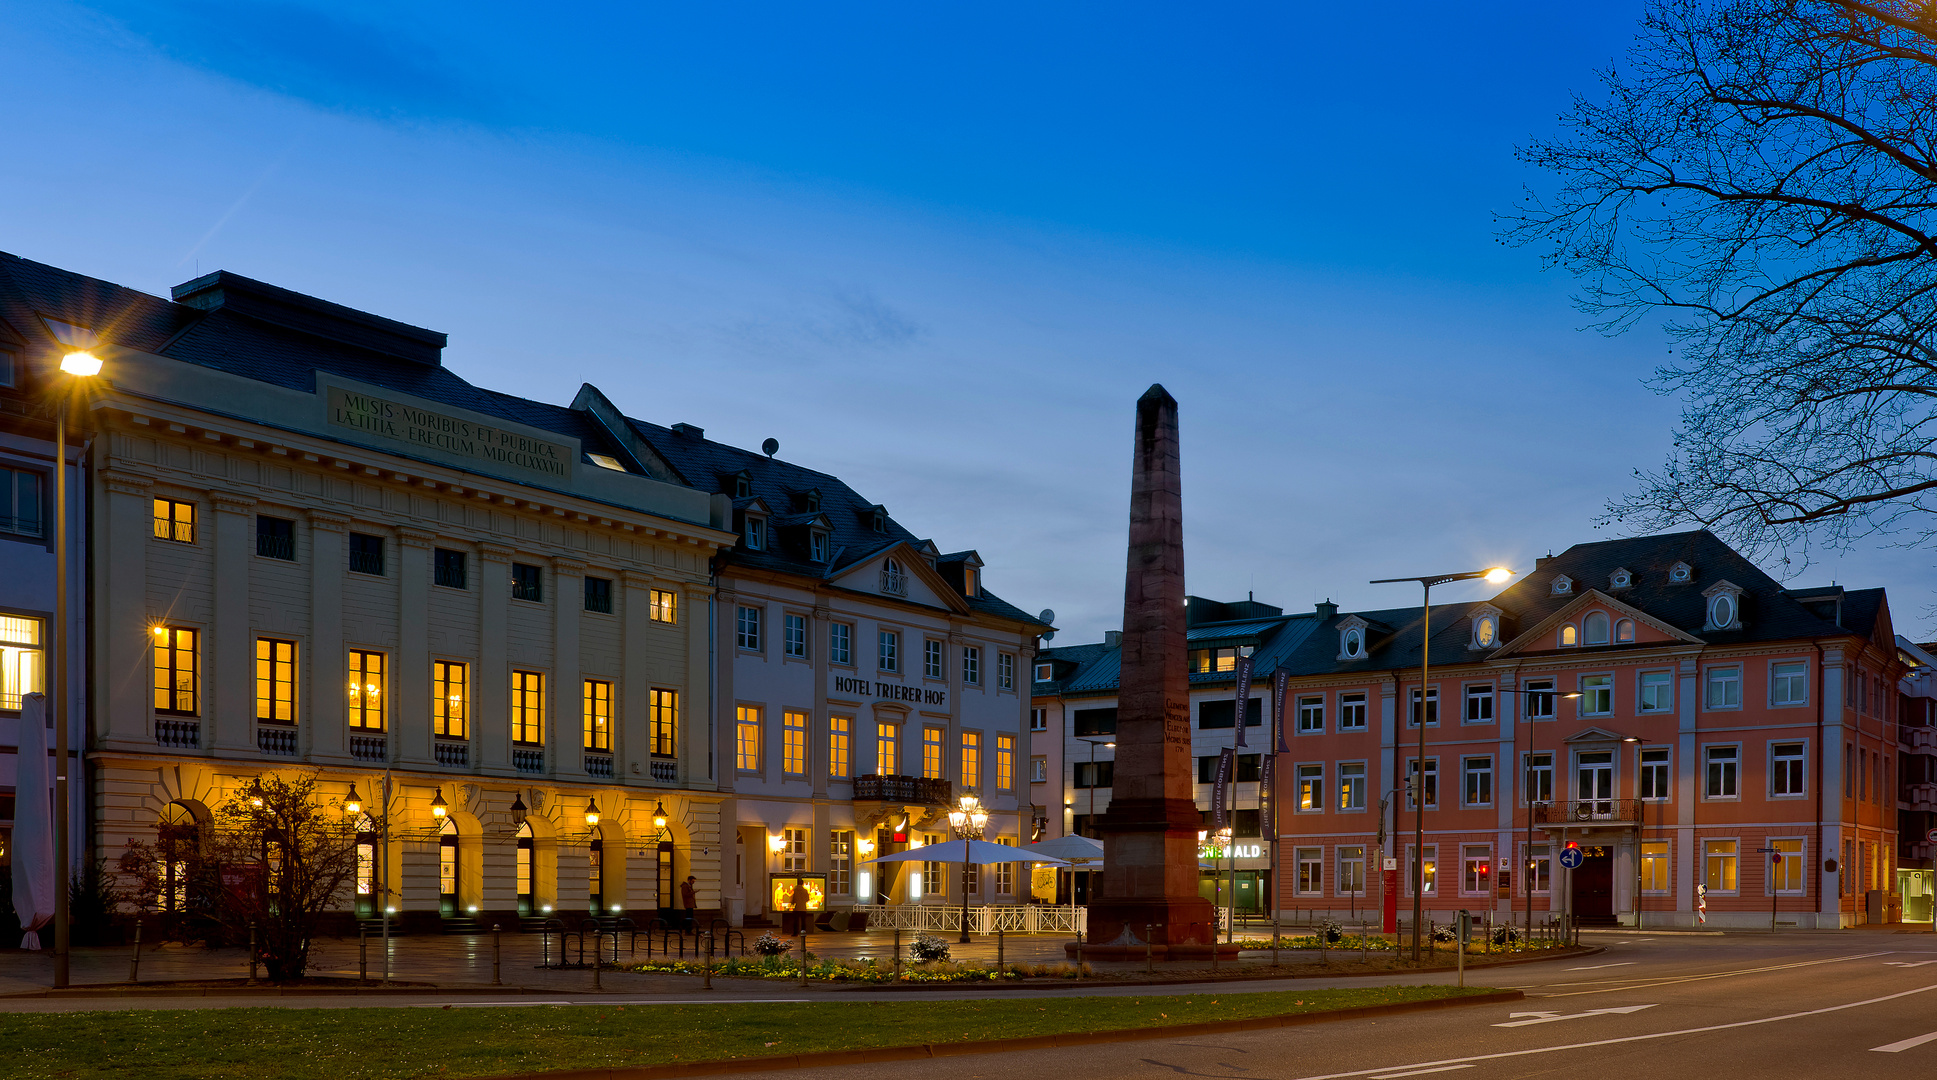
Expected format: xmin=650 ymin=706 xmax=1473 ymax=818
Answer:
xmin=1493 ymin=1005 xmax=1655 ymax=1028
xmin=409 ymin=998 xmax=811 ymax=1008
xmin=1871 ymin=1031 xmax=1937 ymax=1053
xmin=1564 ymin=963 xmax=1637 ymax=971
xmin=1370 ymin=1066 xmax=1473 ymax=1079
xmin=1285 ymin=981 xmax=1937 ymax=1080
xmin=1530 ymin=951 xmax=1891 ymax=998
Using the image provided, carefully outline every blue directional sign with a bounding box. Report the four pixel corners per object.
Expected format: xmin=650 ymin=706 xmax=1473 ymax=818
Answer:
xmin=1558 ymin=846 xmax=1585 ymax=870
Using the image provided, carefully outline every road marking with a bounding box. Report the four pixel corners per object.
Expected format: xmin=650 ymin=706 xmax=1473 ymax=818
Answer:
xmin=1885 ymin=961 xmax=1937 ymax=968
xmin=410 ymin=998 xmax=811 ymax=1008
xmin=1871 ymin=1031 xmax=1937 ymax=1053
xmin=1370 ymin=1067 xmax=1473 ymax=1079
xmin=1529 ymin=951 xmax=1892 ymax=998
xmin=1564 ymin=963 xmax=1637 ymax=971
xmin=414 ymin=1001 xmax=575 ymax=1008
xmin=1284 ymin=981 xmax=1937 ymax=1080
xmin=1494 ymin=1005 xmax=1656 ymax=1028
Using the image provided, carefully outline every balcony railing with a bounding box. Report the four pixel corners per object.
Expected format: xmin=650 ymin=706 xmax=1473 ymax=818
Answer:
xmin=1534 ymin=799 xmax=1645 ymax=825
xmin=880 ymin=568 xmax=906 ymax=596
xmin=852 ymin=774 xmax=952 ymax=805
xmin=155 ymin=718 xmax=200 ymax=749
xmin=650 ymin=758 xmax=678 ymax=782
xmin=513 ymin=747 xmax=545 ymax=774
xmin=349 ymin=734 xmax=387 ymax=762
xmin=257 ymin=726 xmax=297 ymax=756
xmin=584 ymin=752 xmax=614 ymax=778
xmin=434 ymin=739 xmax=469 ymax=767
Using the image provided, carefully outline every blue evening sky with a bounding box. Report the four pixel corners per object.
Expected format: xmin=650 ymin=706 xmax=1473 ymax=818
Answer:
xmin=7 ymin=1 xmax=1928 ymax=640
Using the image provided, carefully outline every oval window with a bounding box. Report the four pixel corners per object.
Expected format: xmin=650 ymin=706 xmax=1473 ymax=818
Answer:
xmin=1476 ymin=616 xmax=1496 ymax=647
xmin=1615 ymin=618 xmax=1635 ymax=643
xmin=1710 ymin=594 xmax=1735 ymax=627
xmin=1583 ymin=611 xmax=1610 ymax=645
xmin=1343 ymin=628 xmax=1362 ymax=658
xmin=1560 ymin=624 xmax=1578 ymax=647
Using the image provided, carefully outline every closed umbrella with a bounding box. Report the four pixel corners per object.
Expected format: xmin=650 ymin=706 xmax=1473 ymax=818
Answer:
xmin=11 ymin=694 xmax=53 ymax=950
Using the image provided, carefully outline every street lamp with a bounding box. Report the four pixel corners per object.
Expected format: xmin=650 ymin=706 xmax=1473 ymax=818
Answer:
xmin=344 ymin=785 xmax=363 ymax=816
xmin=1077 ymin=736 xmax=1113 ymax=908
xmin=49 ymin=346 xmax=101 ymax=988
xmin=947 ymin=794 xmax=989 ymax=944
xmin=1507 ymin=686 xmax=1579 ymax=936
xmin=1371 ymin=565 xmax=1512 ymax=962
xmin=431 ymin=789 xmax=448 ymax=819
xmin=651 ymin=801 xmax=668 ymax=831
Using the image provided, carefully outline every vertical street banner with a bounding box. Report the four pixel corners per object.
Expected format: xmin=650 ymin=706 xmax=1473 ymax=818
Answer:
xmin=1258 ymin=752 xmax=1275 ymax=836
xmin=1233 ymin=652 xmax=1254 ymax=747
xmin=1273 ymin=667 xmax=1290 ymax=753
xmin=1212 ymin=747 xmax=1236 ymax=831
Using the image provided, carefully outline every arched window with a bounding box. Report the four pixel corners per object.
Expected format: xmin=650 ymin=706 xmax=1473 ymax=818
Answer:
xmin=155 ymin=801 xmax=205 ymax=923
xmin=1583 ymin=611 xmax=1610 ymax=645
xmin=438 ymin=818 xmax=459 ymax=918
xmin=516 ymin=822 xmax=535 ymax=917
xmin=881 ymin=558 xmax=905 ymax=595
xmin=1615 ymin=618 xmax=1635 ymax=644
xmin=1560 ymin=624 xmax=1578 ymax=647
xmin=588 ymin=836 xmax=605 ymax=915
xmin=354 ymin=813 xmax=377 ymax=918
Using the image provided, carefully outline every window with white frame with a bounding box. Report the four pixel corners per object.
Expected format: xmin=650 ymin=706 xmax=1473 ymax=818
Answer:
xmin=1524 ymin=752 xmax=1553 ymax=804
xmin=736 ymin=606 xmax=761 ymax=651
xmin=1641 ymin=840 xmax=1670 ymax=894
xmin=810 ymin=530 xmax=828 ymax=562
xmin=1559 ymin=624 xmax=1579 ymax=647
xmin=878 ymin=630 xmax=899 ymax=672
xmin=1580 ymin=674 xmax=1613 ymax=716
xmin=1526 ymin=843 xmax=1551 ymax=894
xmin=1030 ymin=756 xmax=1047 ymax=783
xmin=1705 ymin=839 xmax=1738 ymax=892
xmin=1338 ymin=692 xmax=1368 ymax=730
xmin=1639 ymin=669 xmax=1673 ymax=713
xmin=1615 ymin=618 xmax=1636 ymax=643
xmin=784 ymin=613 xmax=807 ymax=658
xmin=1408 ymin=686 xmax=1438 ymax=726
xmin=829 ymin=831 xmax=853 ymax=896
xmin=1771 ymin=838 xmax=1804 ymax=894
xmin=1524 ymin=678 xmax=1556 ymax=719
xmin=1407 ymin=758 xmax=1437 ymax=808
xmin=1410 ymin=844 xmax=1437 ymax=896
xmin=1295 ymin=847 xmax=1323 ymax=895
xmin=1297 ymin=695 xmax=1324 ymax=734
xmin=1583 ymin=611 xmax=1610 ymax=645
xmin=998 ymin=652 xmax=1015 ymax=690
xmin=782 ymin=827 xmax=808 ymax=872
xmin=923 ymin=639 xmax=944 ymax=679
xmin=829 ymin=622 xmax=852 ymax=665
xmin=1640 ymin=747 xmax=1671 ymax=801
xmin=963 ymin=646 xmax=981 ymax=685
xmin=1705 ymin=665 xmax=1741 ymax=709
xmin=1705 ymin=745 xmax=1739 ymax=798
xmin=1035 ymin=662 xmax=1053 ymax=682
xmin=1706 ymin=589 xmax=1740 ymax=630
xmin=1338 ymin=761 xmax=1367 ymax=810
xmin=744 ymin=514 xmax=766 ymax=551
xmin=1029 ymin=707 xmax=1047 ymax=731
xmin=1462 ymin=844 xmax=1492 ymax=894
xmin=1340 ymin=626 xmax=1365 ymax=659
xmin=1337 ymin=845 xmax=1366 ymax=895
xmin=1771 ymin=661 xmax=1808 ymax=707
xmin=1772 ymin=742 xmax=1806 ymax=797
xmin=1472 ymin=611 xmax=1498 ymax=648
xmin=1464 ymin=683 xmax=1493 ymax=723
xmin=994 ymin=838 xmax=1015 ymax=894
xmin=1297 ymin=763 xmax=1324 ymax=811
xmin=1463 ymin=756 xmax=1492 ymax=806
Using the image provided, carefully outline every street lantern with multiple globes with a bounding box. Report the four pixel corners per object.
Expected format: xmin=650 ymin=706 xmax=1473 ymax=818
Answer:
xmin=947 ymin=795 xmax=990 ymax=943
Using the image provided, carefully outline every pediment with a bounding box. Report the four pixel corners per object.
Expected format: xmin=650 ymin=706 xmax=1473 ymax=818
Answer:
xmin=828 ymin=540 xmax=972 ymax=613
xmin=1565 ymin=726 xmax=1635 ymax=744
xmin=1489 ymin=588 xmax=1703 ymax=658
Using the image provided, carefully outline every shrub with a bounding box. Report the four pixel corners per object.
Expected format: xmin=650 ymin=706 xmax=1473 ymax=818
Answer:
xmin=1430 ymin=924 xmax=1456 ymax=943
xmin=752 ymin=932 xmax=792 ymax=956
xmin=1319 ymin=921 xmax=1343 ymax=943
xmin=909 ymin=933 xmax=952 ymax=962
xmin=1491 ymin=926 xmax=1519 ymax=946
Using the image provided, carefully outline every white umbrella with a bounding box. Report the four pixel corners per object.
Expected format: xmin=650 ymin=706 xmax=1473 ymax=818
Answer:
xmin=865 ymin=838 xmax=1067 ymax=865
xmin=10 ymin=694 xmax=53 ymax=950
xmin=1021 ymin=834 xmax=1105 ymax=865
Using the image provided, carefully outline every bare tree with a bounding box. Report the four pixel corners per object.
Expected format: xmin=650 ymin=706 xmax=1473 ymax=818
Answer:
xmin=120 ymin=772 xmax=357 ymax=981
xmin=1509 ymin=1 xmax=1937 ymax=564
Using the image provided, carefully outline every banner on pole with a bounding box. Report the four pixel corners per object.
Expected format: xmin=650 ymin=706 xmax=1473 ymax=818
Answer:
xmin=1233 ymin=653 xmax=1254 ymax=747
xmin=1258 ymin=753 xmax=1275 ymax=835
xmin=1212 ymin=747 xmax=1235 ymax=831
xmin=1273 ymin=668 xmax=1290 ymax=753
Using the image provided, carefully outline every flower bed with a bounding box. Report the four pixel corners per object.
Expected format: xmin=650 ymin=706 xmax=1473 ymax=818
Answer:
xmin=627 ymin=954 xmax=1082 ymax=983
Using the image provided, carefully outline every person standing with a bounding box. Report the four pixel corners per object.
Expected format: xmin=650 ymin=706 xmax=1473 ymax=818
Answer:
xmin=789 ymin=879 xmax=810 ymax=936
xmin=679 ymin=875 xmax=698 ymax=931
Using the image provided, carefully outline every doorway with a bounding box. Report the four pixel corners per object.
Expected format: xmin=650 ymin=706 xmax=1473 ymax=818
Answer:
xmin=1574 ymin=845 xmax=1615 ymax=924
xmin=438 ymin=818 xmax=459 ymax=918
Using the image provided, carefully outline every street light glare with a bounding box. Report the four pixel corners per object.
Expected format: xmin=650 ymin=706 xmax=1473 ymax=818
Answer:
xmin=1483 ymin=566 xmax=1514 ymax=584
xmin=59 ymin=351 xmax=102 ymax=377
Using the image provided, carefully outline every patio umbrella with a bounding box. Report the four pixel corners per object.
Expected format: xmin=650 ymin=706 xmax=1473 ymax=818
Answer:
xmin=10 ymin=694 xmax=54 ymax=950
xmin=1020 ymin=834 xmax=1105 ymax=866
xmin=865 ymin=839 xmax=1067 ymax=865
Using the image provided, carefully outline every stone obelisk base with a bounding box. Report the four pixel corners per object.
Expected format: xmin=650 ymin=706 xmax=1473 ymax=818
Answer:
xmin=1072 ymin=795 xmax=1239 ymax=960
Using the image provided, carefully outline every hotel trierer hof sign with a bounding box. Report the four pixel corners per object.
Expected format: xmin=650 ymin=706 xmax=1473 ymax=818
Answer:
xmin=325 ymin=381 xmax=575 ymax=484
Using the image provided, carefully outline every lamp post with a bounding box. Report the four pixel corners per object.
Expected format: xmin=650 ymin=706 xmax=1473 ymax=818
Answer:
xmin=1509 ymin=686 xmax=1578 ymax=936
xmin=1078 ymin=736 xmax=1113 ymax=907
xmin=1371 ymin=566 xmax=1513 ymax=962
xmin=49 ymin=345 xmax=101 ymax=989
xmin=947 ymin=795 xmax=989 ymax=944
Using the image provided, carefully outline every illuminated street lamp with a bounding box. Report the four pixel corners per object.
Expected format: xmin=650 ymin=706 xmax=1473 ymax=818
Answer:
xmin=584 ymin=799 xmax=601 ymax=828
xmin=344 ymin=785 xmax=363 ymax=816
xmin=651 ymin=801 xmax=669 ymax=831
xmin=947 ymin=795 xmax=989 ymax=944
xmin=430 ymin=789 xmax=449 ymax=819
xmin=1370 ymin=565 xmax=1513 ymax=962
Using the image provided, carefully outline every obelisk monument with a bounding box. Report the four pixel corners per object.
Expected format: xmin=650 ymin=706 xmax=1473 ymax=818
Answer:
xmin=1083 ymin=385 xmax=1226 ymax=957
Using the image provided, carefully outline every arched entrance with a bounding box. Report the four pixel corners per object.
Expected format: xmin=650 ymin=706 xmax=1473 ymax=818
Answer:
xmin=516 ymin=822 xmax=535 ymax=917
xmin=154 ymin=800 xmax=209 ymax=936
xmin=354 ymin=813 xmax=377 ymax=919
xmin=438 ymin=818 xmax=460 ymax=918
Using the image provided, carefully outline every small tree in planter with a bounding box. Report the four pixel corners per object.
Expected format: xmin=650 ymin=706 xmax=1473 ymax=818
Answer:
xmin=909 ymin=932 xmax=951 ymax=962
xmin=753 ymin=931 xmax=793 ymax=957
xmin=120 ymin=772 xmax=357 ymax=981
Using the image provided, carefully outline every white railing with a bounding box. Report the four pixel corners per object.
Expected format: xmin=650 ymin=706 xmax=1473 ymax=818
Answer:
xmin=855 ymin=904 xmax=1086 ymax=934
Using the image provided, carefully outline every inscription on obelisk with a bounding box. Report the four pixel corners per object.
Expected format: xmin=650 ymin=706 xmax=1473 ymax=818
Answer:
xmin=1084 ymin=384 xmax=1224 ymax=956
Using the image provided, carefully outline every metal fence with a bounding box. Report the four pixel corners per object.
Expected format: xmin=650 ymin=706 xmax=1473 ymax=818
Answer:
xmin=854 ymin=904 xmax=1087 ymax=934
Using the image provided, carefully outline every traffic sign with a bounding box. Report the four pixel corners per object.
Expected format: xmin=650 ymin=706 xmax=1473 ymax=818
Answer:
xmin=1558 ymin=846 xmax=1585 ymax=869
xmin=1928 ymin=828 xmax=1937 ymax=843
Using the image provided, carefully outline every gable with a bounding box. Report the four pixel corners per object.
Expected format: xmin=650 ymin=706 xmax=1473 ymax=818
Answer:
xmin=828 ymin=542 xmax=970 ymax=613
xmin=1490 ymin=588 xmax=1703 ymax=658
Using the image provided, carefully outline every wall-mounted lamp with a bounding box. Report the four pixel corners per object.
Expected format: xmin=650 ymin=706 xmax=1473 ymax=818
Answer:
xmin=248 ymin=780 xmax=264 ymax=809
xmin=767 ymin=834 xmax=786 ymax=853
xmin=508 ymin=794 xmax=527 ymax=826
xmin=430 ymin=788 xmax=448 ymax=819
xmin=344 ymin=785 xmax=363 ymax=816
xmin=651 ymin=801 xmax=668 ymax=830
xmin=585 ymin=799 xmax=601 ymax=827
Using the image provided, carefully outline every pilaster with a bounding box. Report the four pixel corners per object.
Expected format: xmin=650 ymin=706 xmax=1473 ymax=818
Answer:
xmin=98 ymin=470 xmax=152 ymax=749
xmin=552 ymin=556 xmax=586 ymax=779
xmin=209 ymin=494 xmax=256 ymax=753
xmin=307 ymin=510 xmax=350 ymax=760
xmin=619 ymin=569 xmax=655 ymax=783
xmin=477 ymin=542 xmax=514 ymax=770
xmin=394 ymin=527 xmax=436 ymax=766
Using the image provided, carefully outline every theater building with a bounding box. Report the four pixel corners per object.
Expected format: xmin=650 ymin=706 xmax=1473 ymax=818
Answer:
xmin=642 ymin=422 xmax=1049 ymax=925
xmin=1037 ymin=530 xmax=1907 ymax=928
xmin=4 ymin=255 xmax=740 ymax=932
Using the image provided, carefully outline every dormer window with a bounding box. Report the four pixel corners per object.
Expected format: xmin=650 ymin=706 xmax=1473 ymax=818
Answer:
xmin=733 ymin=471 xmax=753 ymax=499
xmin=810 ymin=530 xmax=828 ymax=563
xmin=744 ymin=515 xmax=766 ymax=551
xmin=1702 ymin=580 xmax=1744 ymax=631
xmin=587 ymin=453 xmax=626 ymax=472
xmin=872 ymin=507 xmax=888 ymax=533
xmin=1668 ymin=561 xmax=1693 ymax=584
xmin=1583 ymin=611 xmax=1610 ymax=645
xmin=1609 ymin=568 xmax=1632 ymax=590
xmin=798 ymin=488 xmax=822 ymax=512
xmin=1342 ymin=629 xmax=1363 ymax=658
xmin=964 ymin=566 xmax=979 ymax=597
xmin=1551 ymin=575 xmax=1573 ymax=596
xmin=1469 ymin=605 xmax=1501 ymax=650
xmin=1560 ymin=624 xmax=1578 ymax=647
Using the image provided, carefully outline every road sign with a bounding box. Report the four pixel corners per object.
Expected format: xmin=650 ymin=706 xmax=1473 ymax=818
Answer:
xmin=1559 ymin=846 xmax=1585 ymax=869
xmin=1927 ymin=828 xmax=1937 ymax=842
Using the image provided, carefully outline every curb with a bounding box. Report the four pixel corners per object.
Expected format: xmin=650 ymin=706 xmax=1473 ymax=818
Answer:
xmin=0 ymin=983 xmax=550 ymax=999
xmin=474 ymin=989 xmax=1526 ymax=1080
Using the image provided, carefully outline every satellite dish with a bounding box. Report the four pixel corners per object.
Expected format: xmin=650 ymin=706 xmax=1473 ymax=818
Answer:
xmin=1038 ymin=609 xmax=1056 ymax=639
xmin=761 ymin=438 xmax=779 ymax=458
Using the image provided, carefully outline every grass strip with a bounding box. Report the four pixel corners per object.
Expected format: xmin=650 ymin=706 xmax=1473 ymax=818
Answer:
xmin=4 ymin=985 xmax=1484 ymax=1080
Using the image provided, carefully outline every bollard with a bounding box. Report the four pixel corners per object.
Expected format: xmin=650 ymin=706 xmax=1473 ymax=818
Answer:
xmin=702 ymin=932 xmax=714 ymax=991
xmin=894 ymin=929 xmax=903 ymax=981
xmin=359 ymin=927 xmax=368 ymax=985
xmin=1210 ymin=927 xmax=1219 ymax=975
xmin=592 ymin=927 xmax=603 ymax=992
xmin=492 ymin=924 xmax=502 ymax=986
xmin=247 ymin=921 xmax=259 ymax=985
xmin=1360 ymin=921 xmax=1368 ymax=961
xmin=800 ymin=929 xmax=810 ymax=988
xmin=1145 ymin=924 xmax=1154 ymax=975
xmin=129 ymin=917 xmax=143 ymax=984
xmin=997 ymin=928 xmax=1004 ymax=976
xmin=1073 ymin=929 xmax=1083 ymax=978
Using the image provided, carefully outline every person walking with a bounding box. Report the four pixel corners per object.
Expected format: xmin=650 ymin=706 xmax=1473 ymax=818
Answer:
xmin=679 ymin=875 xmax=698 ymax=931
xmin=789 ymin=879 xmax=810 ymax=936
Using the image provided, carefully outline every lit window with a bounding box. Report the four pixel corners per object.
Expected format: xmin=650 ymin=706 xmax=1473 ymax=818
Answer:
xmin=152 ymin=498 xmax=195 ymax=543
xmin=828 ymin=715 xmax=851 ymax=778
xmin=254 ymin=638 xmax=297 ymax=724
xmin=962 ymin=731 xmax=982 ymax=789
xmin=1338 ymin=761 xmax=1366 ymax=809
xmin=347 ymin=650 xmax=385 ymax=730
xmin=876 ymin=722 xmax=898 ymax=776
xmin=1772 ymin=838 xmax=1804 ymax=893
xmin=996 ymin=734 xmax=1014 ymax=790
xmin=736 ymin=705 xmax=762 ymax=771
xmin=650 ymin=689 xmax=678 ymax=757
xmin=1559 ymin=624 xmax=1578 ymax=647
xmin=922 ymin=726 xmax=944 ymax=779
xmin=1473 ymin=614 xmax=1497 ymax=647
xmin=434 ymin=661 xmax=468 ymax=739
xmin=782 ymin=827 xmax=808 ymax=873
xmin=1411 ymin=845 xmax=1437 ymax=896
xmin=1704 ymin=839 xmax=1738 ymax=892
xmin=649 ymin=589 xmax=678 ymax=623
xmin=0 ymin=614 xmax=44 ymax=710
xmin=1640 ymin=840 xmax=1670 ymax=893
xmin=1581 ymin=674 xmax=1613 ymax=715
xmin=511 ymin=670 xmax=546 ymax=745
xmin=583 ymin=679 xmax=612 ymax=751
xmin=1297 ymin=764 xmax=1323 ymax=810
xmin=783 ymin=710 xmax=808 ymax=775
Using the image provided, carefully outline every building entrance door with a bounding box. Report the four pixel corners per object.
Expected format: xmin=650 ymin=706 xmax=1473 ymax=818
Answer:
xmin=1574 ymin=846 xmax=1614 ymax=923
xmin=1576 ymin=751 xmax=1614 ymax=819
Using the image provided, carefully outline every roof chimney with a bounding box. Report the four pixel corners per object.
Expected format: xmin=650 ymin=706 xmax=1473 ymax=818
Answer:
xmin=1314 ymin=599 xmax=1339 ymax=621
xmin=1104 ymin=630 xmax=1122 ymax=650
xmin=671 ymin=423 xmax=704 ymax=439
